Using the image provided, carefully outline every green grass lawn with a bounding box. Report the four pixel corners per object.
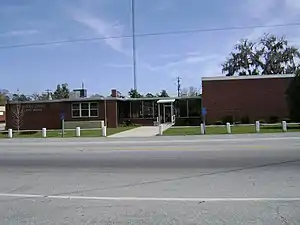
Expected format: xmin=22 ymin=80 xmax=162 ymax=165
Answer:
xmin=0 ymin=126 xmax=135 ymax=138
xmin=164 ymin=124 xmax=300 ymax=136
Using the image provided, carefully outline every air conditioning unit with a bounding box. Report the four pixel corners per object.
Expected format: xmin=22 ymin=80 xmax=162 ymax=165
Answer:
xmin=73 ymin=89 xmax=87 ymax=98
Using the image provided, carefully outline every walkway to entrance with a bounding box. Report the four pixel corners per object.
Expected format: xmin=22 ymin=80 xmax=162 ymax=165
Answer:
xmin=109 ymin=99 xmax=176 ymax=138
xmin=108 ymin=126 xmax=158 ymax=138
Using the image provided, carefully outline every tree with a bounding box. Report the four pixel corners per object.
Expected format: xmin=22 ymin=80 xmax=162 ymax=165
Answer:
xmin=158 ymin=89 xmax=169 ymax=97
xmin=11 ymin=102 xmax=25 ymax=132
xmin=31 ymin=92 xmax=51 ymax=101
xmin=90 ymin=94 xmax=104 ymax=98
xmin=222 ymin=34 xmax=300 ymax=76
xmin=145 ymin=93 xmax=155 ymax=98
xmin=53 ymin=83 xmax=70 ymax=100
xmin=181 ymin=86 xmax=200 ymax=97
xmin=286 ymin=70 xmax=300 ymax=122
xmin=11 ymin=93 xmax=31 ymax=102
xmin=128 ymin=89 xmax=143 ymax=98
xmin=0 ymin=89 xmax=9 ymax=105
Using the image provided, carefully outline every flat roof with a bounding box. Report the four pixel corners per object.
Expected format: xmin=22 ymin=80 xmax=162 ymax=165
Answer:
xmin=6 ymin=95 xmax=201 ymax=105
xmin=202 ymin=74 xmax=295 ymax=81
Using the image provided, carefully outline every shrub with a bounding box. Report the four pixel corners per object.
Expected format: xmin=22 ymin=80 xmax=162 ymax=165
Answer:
xmin=222 ymin=115 xmax=234 ymax=124
xmin=268 ymin=116 xmax=279 ymax=124
xmin=259 ymin=119 xmax=267 ymax=124
xmin=282 ymin=118 xmax=291 ymax=123
xmin=19 ymin=131 xmax=38 ymax=135
xmin=241 ymin=115 xmax=250 ymax=124
xmin=215 ymin=120 xmax=224 ymax=125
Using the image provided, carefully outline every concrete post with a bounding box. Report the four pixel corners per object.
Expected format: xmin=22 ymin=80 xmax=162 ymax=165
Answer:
xmin=100 ymin=120 xmax=105 ymax=128
xmin=255 ymin=121 xmax=260 ymax=133
xmin=158 ymin=124 xmax=163 ymax=136
xmin=8 ymin=129 xmax=13 ymax=138
xmin=75 ymin=127 xmax=81 ymax=137
xmin=42 ymin=128 xmax=47 ymax=138
xmin=102 ymin=126 xmax=107 ymax=137
xmin=200 ymin=123 xmax=205 ymax=135
xmin=226 ymin=122 xmax=231 ymax=134
xmin=282 ymin=121 xmax=287 ymax=132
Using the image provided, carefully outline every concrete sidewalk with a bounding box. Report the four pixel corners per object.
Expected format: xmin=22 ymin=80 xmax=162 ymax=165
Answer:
xmin=109 ymin=126 xmax=159 ymax=138
xmin=109 ymin=124 xmax=174 ymax=138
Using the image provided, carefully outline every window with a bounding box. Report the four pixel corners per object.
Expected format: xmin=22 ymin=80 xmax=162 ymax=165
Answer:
xmin=142 ymin=101 xmax=154 ymax=118
xmin=71 ymin=102 xmax=98 ymax=118
xmin=188 ymin=99 xmax=201 ymax=117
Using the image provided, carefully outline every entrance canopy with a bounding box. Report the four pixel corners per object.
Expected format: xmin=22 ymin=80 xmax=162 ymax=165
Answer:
xmin=157 ymin=99 xmax=175 ymax=104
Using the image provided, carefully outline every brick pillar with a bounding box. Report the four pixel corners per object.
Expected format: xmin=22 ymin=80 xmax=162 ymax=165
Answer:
xmin=106 ymin=100 xmax=118 ymax=128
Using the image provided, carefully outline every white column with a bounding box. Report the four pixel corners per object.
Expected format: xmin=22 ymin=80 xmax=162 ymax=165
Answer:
xmin=200 ymin=123 xmax=205 ymax=135
xmin=226 ymin=122 xmax=231 ymax=134
xmin=102 ymin=126 xmax=107 ymax=137
xmin=42 ymin=128 xmax=47 ymax=138
xmin=158 ymin=103 xmax=161 ymax=125
xmin=75 ymin=127 xmax=81 ymax=137
xmin=282 ymin=121 xmax=287 ymax=132
xmin=255 ymin=121 xmax=260 ymax=133
xmin=8 ymin=129 xmax=13 ymax=138
xmin=100 ymin=120 xmax=105 ymax=128
xmin=158 ymin=124 xmax=163 ymax=136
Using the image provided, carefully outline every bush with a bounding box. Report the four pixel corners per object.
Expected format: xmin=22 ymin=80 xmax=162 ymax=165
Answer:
xmin=222 ymin=115 xmax=234 ymax=124
xmin=268 ymin=116 xmax=279 ymax=124
xmin=259 ymin=119 xmax=267 ymax=124
xmin=283 ymin=118 xmax=291 ymax=123
xmin=241 ymin=116 xmax=250 ymax=124
xmin=19 ymin=131 xmax=38 ymax=135
xmin=215 ymin=120 xmax=224 ymax=125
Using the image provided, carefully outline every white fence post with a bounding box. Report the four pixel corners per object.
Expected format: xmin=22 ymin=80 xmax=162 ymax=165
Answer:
xmin=42 ymin=128 xmax=47 ymax=138
xmin=255 ymin=121 xmax=260 ymax=133
xmin=102 ymin=126 xmax=107 ymax=137
xmin=226 ymin=123 xmax=231 ymax=134
xmin=8 ymin=129 xmax=13 ymax=138
xmin=75 ymin=127 xmax=81 ymax=137
xmin=200 ymin=123 xmax=205 ymax=134
xmin=100 ymin=120 xmax=105 ymax=128
xmin=158 ymin=124 xmax=163 ymax=136
xmin=282 ymin=121 xmax=287 ymax=132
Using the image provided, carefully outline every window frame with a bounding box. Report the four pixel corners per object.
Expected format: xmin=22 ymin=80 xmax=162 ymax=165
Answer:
xmin=71 ymin=102 xmax=99 ymax=118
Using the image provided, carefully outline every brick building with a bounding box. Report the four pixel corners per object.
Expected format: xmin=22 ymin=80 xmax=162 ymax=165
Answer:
xmin=202 ymin=74 xmax=294 ymax=124
xmin=5 ymin=89 xmax=202 ymax=130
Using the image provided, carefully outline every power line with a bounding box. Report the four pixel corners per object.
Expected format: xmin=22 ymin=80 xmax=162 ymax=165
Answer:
xmin=1 ymin=22 xmax=300 ymax=50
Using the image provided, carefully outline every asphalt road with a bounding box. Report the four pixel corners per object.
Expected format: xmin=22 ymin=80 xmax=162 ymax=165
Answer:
xmin=0 ymin=133 xmax=300 ymax=224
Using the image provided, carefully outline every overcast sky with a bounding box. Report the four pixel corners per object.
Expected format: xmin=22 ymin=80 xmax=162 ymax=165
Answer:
xmin=1 ymin=0 xmax=300 ymax=96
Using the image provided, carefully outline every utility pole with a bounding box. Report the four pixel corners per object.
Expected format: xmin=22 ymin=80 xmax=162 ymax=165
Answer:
xmin=131 ymin=0 xmax=137 ymax=91
xmin=176 ymin=77 xmax=181 ymax=97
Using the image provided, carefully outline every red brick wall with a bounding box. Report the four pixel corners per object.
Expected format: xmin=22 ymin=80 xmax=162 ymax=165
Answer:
xmin=202 ymin=76 xmax=293 ymax=124
xmin=106 ymin=100 xmax=118 ymax=128
xmin=5 ymin=99 xmax=120 ymax=130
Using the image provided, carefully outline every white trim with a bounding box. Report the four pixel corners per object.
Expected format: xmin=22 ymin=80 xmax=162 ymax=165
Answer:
xmin=157 ymin=99 xmax=176 ymax=104
xmin=71 ymin=102 xmax=99 ymax=118
xmin=202 ymin=74 xmax=295 ymax=81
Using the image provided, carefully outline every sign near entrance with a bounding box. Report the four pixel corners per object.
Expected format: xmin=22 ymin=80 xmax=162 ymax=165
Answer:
xmin=60 ymin=112 xmax=65 ymax=121
xmin=202 ymin=107 xmax=207 ymax=116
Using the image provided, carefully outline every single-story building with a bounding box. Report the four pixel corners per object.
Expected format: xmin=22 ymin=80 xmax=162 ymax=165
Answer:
xmin=5 ymin=89 xmax=202 ymax=130
xmin=202 ymin=74 xmax=294 ymax=124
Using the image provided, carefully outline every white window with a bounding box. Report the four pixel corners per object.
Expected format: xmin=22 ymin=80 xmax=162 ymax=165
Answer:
xmin=71 ymin=102 xmax=98 ymax=118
